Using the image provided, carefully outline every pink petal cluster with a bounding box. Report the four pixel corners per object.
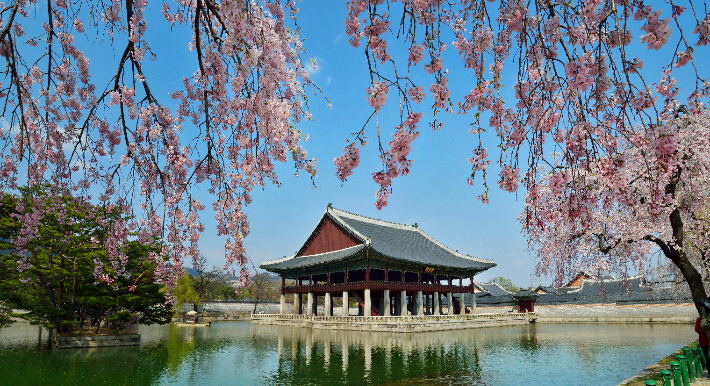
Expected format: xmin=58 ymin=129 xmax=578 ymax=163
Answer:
xmin=366 ymin=80 xmax=389 ymax=110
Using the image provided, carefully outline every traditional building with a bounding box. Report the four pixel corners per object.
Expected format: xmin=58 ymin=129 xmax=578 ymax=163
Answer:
xmin=260 ymin=205 xmax=496 ymax=317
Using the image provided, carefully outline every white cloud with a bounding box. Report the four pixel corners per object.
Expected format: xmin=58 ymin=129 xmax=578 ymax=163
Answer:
xmin=305 ymin=56 xmax=322 ymax=76
xmin=326 ymin=76 xmax=332 ymax=84
xmin=333 ymin=34 xmax=343 ymax=43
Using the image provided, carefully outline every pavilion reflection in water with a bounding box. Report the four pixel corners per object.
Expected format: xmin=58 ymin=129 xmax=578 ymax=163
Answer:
xmin=251 ymin=323 xmax=492 ymax=385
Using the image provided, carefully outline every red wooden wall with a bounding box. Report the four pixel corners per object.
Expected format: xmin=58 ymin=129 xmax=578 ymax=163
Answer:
xmin=298 ymin=217 xmax=362 ymax=256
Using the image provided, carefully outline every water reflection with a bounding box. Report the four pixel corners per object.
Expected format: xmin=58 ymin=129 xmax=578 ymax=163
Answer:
xmin=0 ymin=321 xmax=698 ymax=386
xmin=253 ymin=324 xmax=491 ymax=386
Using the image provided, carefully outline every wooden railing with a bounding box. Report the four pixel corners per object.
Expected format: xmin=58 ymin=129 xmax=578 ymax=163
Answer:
xmin=281 ymin=280 xmax=473 ymax=294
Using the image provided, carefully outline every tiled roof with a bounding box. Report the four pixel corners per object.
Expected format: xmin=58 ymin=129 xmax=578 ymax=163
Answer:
xmin=476 ymin=281 xmax=513 ymax=297
xmin=261 ymin=206 xmax=496 ymax=273
xmin=468 ymin=276 xmax=692 ymax=306
xmin=260 ymin=245 xmax=366 ymax=271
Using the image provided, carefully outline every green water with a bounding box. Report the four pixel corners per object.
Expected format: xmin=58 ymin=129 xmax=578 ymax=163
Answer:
xmin=0 ymin=321 xmax=697 ymax=385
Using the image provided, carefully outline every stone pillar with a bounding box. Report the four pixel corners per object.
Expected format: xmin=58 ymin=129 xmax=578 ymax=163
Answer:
xmin=280 ymin=293 xmax=286 ymax=315
xmin=400 ymin=290 xmax=407 ymax=315
xmin=472 ymin=290 xmax=477 ymax=314
xmin=294 ymin=293 xmax=302 ymax=315
xmin=364 ymin=288 xmax=372 ymax=316
xmin=307 ymin=292 xmax=314 ymax=317
xmin=459 ymin=292 xmax=465 ymax=315
xmin=342 ymin=291 xmax=349 ymax=317
xmin=416 ymin=290 xmax=424 ymax=315
xmin=426 ymin=294 xmax=431 ymax=315
xmin=433 ymin=291 xmax=440 ymax=315
xmin=383 ymin=289 xmax=391 ymax=316
xmin=447 ymin=292 xmax=453 ymax=315
xmin=325 ymin=292 xmax=332 ymax=317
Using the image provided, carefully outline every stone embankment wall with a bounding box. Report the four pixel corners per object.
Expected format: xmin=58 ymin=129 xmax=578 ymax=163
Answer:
xmin=477 ymin=303 xmax=697 ymax=323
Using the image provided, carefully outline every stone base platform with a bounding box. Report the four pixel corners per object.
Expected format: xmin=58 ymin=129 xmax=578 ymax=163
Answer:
xmin=52 ymin=333 xmax=140 ymax=349
xmin=251 ymin=312 xmax=536 ymax=332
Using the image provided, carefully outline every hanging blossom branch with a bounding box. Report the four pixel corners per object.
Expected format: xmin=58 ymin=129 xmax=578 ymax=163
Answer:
xmin=0 ymin=0 xmax=316 ymax=299
xmin=520 ymin=112 xmax=710 ymax=308
xmin=336 ymin=0 xmax=709 ymax=208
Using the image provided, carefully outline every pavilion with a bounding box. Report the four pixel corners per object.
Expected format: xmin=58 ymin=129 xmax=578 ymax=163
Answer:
xmin=260 ymin=205 xmax=496 ymax=317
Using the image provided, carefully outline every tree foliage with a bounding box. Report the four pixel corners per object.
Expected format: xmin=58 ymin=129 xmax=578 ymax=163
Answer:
xmin=489 ymin=277 xmax=520 ymax=293
xmin=245 ymin=272 xmax=280 ymax=313
xmin=0 ymin=186 xmax=171 ymax=331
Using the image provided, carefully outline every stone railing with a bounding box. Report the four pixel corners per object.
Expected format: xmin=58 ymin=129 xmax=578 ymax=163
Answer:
xmin=311 ymin=312 xmax=536 ymax=323
xmin=250 ymin=313 xmax=308 ymax=320
xmin=251 ymin=312 xmax=536 ymax=322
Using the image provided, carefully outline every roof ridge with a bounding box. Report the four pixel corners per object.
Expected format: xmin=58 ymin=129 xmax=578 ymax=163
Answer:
xmin=330 ymin=206 xmax=417 ymax=230
xmin=261 ymin=254 xmax=296 ymax=266
xmin=327 ymin=207 xmax=369 ymax=243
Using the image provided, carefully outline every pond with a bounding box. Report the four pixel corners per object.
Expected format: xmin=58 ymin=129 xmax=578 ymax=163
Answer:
xmin=0 ymin=321 xmax=697 ymax=385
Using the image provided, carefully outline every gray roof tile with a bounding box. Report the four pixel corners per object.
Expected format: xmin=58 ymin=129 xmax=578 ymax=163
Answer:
xmin=261 ymin=206 xmax=496 ymax=273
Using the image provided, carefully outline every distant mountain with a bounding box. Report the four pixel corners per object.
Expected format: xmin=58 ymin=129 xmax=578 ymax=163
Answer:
xmin=184 ymin=267 xmax=277 ymax=281
xmin=185 ymin=267 xmax=199 ymax=277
